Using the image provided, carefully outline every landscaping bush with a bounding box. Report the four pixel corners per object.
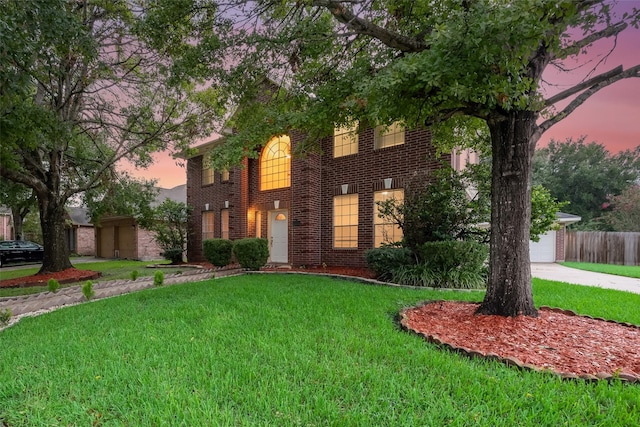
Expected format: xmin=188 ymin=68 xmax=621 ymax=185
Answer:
xmin=390 ymin=264 xmax=486 ymax=289
xmin=415 ymin=240 xmax=488 ymax=272
xmin=161 ymin=248 xmax=184 ymax=264
xmin=0 ymin=308 xmax=11 ymax=326
xmin=364 ymin=246 xmax=414 ymax=280
xmin=47 ymin=278 xmax=60 ymax=293
xmin=203 ymin=238 xmax=234 ymax=267
xmin=233 ymin=238 xmax=269 ymax=270
xmin=82 ymin=280 xmax=95 ymax=300
xmin=154 ymin=270 xmax=164 ymax=286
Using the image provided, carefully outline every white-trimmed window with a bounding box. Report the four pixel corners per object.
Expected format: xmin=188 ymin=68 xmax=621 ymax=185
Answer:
xmin=221 ymin=209 xmax=229 ymax=240
xmin=333 ymin=122 xmax=358 ymax=157
xmin=260 ymin=135 xmax=291 ymax=190
xmin=202 ymin=211 xmax=214 ymax=240
xmin=202 ymin=156 xmax=214 ymax=185
xmin=333 ymin=194 xmax=358 ymax=248
xmin=374 ymin=122 xmax=405 ymax=149
xmin=374 ymin=189 xmax=404 ymax=247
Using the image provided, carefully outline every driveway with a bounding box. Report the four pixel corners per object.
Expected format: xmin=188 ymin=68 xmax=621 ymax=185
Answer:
xmin=531 ymin=263 xmax=640 ymax=295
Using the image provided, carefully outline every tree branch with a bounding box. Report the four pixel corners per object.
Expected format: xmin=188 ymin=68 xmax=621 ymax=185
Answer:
xmin=544 ymin=65 xmax=622 ymax=106
xmin=539 ymin=64 xmax=640 ymax=133
xmin=557 ymin=21 xmax=628 ymax=59
xmin=312 ymin=0 xmax=428 ymax=52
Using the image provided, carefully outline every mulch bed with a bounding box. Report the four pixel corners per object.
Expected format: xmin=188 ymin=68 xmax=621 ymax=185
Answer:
xmin=0 ymin=268 xmax=101 ymax=289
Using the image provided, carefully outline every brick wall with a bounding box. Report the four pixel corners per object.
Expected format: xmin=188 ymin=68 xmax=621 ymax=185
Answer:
xmin=75 ymin=226 xmax=95 ymax=256
xmin=186 ymin=126 xmax=445 ymax=268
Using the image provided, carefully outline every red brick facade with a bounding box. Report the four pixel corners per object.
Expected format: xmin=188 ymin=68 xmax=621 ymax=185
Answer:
xmin=186 ymin=126 xmax=448 ymax=268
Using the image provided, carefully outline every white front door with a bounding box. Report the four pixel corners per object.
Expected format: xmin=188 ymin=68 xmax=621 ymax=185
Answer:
xmin=269 ymin=210 xmax=288 ymax=263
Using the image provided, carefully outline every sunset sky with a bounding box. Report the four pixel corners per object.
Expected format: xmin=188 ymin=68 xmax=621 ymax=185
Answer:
xmin=128 ymin=2 xmax=640 ymax=189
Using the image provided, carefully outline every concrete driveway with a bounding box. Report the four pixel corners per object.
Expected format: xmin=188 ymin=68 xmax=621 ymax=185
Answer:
xmin=531 ymin=263 xmax=640 ymax=295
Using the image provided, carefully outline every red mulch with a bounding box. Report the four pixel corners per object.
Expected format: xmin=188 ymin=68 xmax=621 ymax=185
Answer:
xmin=401 ymin=301 xmax=640 ymax=381
xmin=0 ymin=268 xmax=100 ymax=288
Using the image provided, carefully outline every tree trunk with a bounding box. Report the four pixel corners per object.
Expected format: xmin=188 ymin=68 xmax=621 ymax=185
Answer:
xmin=10 ymin=207 xmax=24 ymax=240
xmin=476 ymin=110 xmax=538 ymax=317
xmin=38 ymin=196 xmax=72 ymax=274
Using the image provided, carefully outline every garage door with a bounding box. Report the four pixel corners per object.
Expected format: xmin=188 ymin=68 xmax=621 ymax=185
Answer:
xmin=529 ymin=231 xmax=556 ymax=263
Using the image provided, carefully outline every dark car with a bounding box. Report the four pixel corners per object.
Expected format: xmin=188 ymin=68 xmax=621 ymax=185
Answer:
xmin=0 ymin=240 xmax=44 ymax=268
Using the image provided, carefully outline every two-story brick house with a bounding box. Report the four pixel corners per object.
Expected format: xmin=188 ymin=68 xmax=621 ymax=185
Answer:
xmin=185 ymin=119 xmax=468 ymax=268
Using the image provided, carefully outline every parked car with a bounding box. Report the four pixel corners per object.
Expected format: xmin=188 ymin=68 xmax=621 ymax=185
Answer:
xmin=0 ymin=240 xmax=44 ymax=268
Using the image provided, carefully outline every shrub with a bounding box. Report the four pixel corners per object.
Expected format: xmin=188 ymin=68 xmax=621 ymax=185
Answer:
xmin=415 ymin=240 xmax=488 ymax=272
xmin=203 ymin=239 xmax=234 ymax=267
xmin=47 ymin=278 xmax=60 ymax=293
xmin=233 ymin=238 xmax=269 ymax=270
xmin=390 ymin=264 xmax=486 ymax=289
xmin=154 ymin=270 xmax=164 ymax=287
xmin=0 ymin=308 xmax=11 ymax=326
xmin=364 ymin=246 xmax=414 ymax=280
xmin=130 ymin=270 xmax=139 ymax=281
xmin=161 ymin=248 xmax=184 ymax=264
xmin=82 ymin=280 xmax=95 ymax=300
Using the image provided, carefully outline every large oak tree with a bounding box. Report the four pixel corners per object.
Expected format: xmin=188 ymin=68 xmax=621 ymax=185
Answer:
xmin=143 ymin=0 xmax=639 ymax=316
xmin=0 ymin=0 xmax=223 ymax=273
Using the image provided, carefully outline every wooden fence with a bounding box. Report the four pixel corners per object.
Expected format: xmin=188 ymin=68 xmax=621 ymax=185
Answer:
xmin=565 ymin=231 xmax=640 ymax=265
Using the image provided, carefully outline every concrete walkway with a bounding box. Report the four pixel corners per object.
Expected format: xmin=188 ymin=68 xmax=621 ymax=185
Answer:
xmin=531 ymin=263 xmax=640 ymax=294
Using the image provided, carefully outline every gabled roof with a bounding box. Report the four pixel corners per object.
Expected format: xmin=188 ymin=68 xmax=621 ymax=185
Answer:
xmin=153 ymin=184 xmax=187 ymax=206
xmin=556 ymin=212 xmax=581 ymax=225
xmin=67 ymin=206 xmax=92 ymax=226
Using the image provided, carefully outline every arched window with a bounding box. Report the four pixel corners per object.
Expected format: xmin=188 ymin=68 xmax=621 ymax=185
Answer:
xmin=260 ymin=135 xmax=291 ymax=190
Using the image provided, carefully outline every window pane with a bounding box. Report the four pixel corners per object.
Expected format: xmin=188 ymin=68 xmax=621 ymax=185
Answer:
xmin=333 ymin=194 xmax=358 ymax=248
xmin=374 ymin=122 xmax=405 ymax=149
xmin=374 ymin=189 xmax=404 ymax=247
xmin=333 ymin=122 xmax=358 ymax=157
xmin=221 ymin=209 xmax=229 ymax=240
xmin=261 ymin=135 xmax=291 ymax=190
xmin=202 ymin=156 xmax=214 ymax=185
xmin=202 ymin=212 xmax=215 ymax=241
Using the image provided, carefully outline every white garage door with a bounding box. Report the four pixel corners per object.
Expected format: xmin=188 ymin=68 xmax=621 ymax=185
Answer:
xmin=529 ymin=231 xmax=556 ymax=263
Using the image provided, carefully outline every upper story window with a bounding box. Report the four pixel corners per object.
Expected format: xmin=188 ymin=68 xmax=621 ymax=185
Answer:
xmin=221 ymin=168 xmax=230 ymax=181
xmin=202 ymin=155 xmax=214 ymax=185
xmin=374 ymin=122 xmax=405 ymax=149
xmin=334 ymin=122 xmax=358 ymax=157
xmin=260 ymin=135 xmax=291 ymax=191
xmin=374 ymin=189 xmax=404 ymax=247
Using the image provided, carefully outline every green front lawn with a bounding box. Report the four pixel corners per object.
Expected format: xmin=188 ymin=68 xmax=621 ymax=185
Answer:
xmin=1 ymin=274 xmax=638 ymax=426
xmin=561 ymin=262 xmax=640 ymax=279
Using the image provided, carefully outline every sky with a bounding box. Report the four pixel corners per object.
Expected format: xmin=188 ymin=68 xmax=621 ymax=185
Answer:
xmin=128 ymin=2 xmax=640 ymax=189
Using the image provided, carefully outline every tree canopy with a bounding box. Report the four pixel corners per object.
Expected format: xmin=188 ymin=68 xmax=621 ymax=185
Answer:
xmin=0 ymin=0 xmax=222 ymax=272
xmin=533 ymin=138 xmax=640 ymax=229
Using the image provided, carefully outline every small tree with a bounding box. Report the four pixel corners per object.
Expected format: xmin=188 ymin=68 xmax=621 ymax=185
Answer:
xmin=603 ymin=186 xmax=640 ymax=232
xmin=140 ymin=200 xmax=193 ymax=264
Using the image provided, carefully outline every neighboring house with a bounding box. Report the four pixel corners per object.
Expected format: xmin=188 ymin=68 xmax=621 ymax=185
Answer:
xmin=0 ymin=206 xmax=13 ymax=240
xmin=95 ymin=184 xmax=187 ymax=261
xmin=66 ymin=206 xmax=95 ymax=256
xmin=529 ymin=212 xmax=581 ymax=263
xmin=185 ymin=117 xmax=467 ymax=268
